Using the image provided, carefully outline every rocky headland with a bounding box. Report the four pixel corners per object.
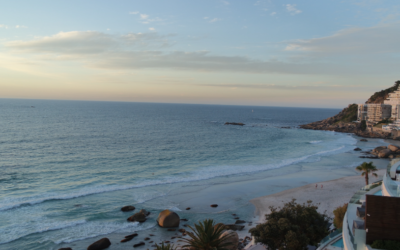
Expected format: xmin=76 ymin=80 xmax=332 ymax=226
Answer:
xmin=300 ymin=81 xmax=400 ymax=140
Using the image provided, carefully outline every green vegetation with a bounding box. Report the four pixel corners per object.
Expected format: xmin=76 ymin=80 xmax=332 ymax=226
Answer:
xmin=334 ymin=104 xmax=358 ymax=124
xmin=333 ymin=203 xmax=348 ymax=229
xmin=374 ymin=118 xmax=393 ymax=128
xmin=249 ymin=199 xmax=329 ymax=250
xmin=371 ymin=240 xmax=400 ymax=250
xmin=181 ymin=219 xmax=233 ymax=250
xmin=367 ymin=81 xmax=400 ymax=104
xmin=155 ymin=243 xmax=177 ymax=250
xmin=360 ymin=120 xmax=367 ymax=131
xmin=356 ymin=162 xmax=378 ymax=185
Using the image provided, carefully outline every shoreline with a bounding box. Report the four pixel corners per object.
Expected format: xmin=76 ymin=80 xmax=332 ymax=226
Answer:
xmin=251 ymin=169 xmax=386 ymax=223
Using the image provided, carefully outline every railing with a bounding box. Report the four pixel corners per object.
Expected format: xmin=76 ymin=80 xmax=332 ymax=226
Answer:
xmin=318 ymin=229 xmax=342 ymax=249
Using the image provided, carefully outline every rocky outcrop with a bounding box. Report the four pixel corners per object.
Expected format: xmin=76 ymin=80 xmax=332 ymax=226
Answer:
xmin=87 ymin=238 xmax=111 ymax=250
xmin=219 ymin=230 xmax=239 ymax=250
xmin=224 ymin=224 xmax=245 ymax=231
xmin=368 ymin=145 xmax=400 ymax=158
xmin=157 ymin=210 xmax=180 ymax=228
xmin=225 ymin=122 xmax=245 ymax=126
xmin=58 ymin=248 xmax=72 ymax=250
xmin=127 ymin=209 xmax=149 ymax=223
xmin=388 ymin=145 xmax=399 ymax=152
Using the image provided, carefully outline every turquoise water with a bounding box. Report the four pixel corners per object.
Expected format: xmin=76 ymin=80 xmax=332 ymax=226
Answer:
xmin=332 ymin=238 xmax=344 ymax=248
xmin=374 ymin=190 xmax=383 ymax=196
xmin=0 ymin=99 xmax=388 ymax=249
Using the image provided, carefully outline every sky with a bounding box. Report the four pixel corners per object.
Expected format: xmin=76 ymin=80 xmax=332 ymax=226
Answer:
xmin=1 ymin=0 xmax=400 ymax=108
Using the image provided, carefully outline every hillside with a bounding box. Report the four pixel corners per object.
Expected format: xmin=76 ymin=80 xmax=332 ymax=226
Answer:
xmin=300 ymin=80 xmax=400 ymax=139
xmin=366 ymin=80 xmax=400 ymax=104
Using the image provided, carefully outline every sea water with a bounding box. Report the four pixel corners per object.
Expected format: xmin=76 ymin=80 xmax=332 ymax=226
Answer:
xmin=0 ymin=99 xmax=388 ymax=249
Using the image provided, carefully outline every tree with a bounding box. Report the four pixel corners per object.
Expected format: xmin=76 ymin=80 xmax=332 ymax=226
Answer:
xmin=181 ymin=219 xmax=234 ymax=250
xmin=333 ymin=203 xmax=348 ymax=229
xmin=356 ymin=161 xmax=378 ymax=185
xmin=249 ymin=199 xmax=330 ymax=250
xmin=155 ymin=242 xmax=176 ymax=250
xmin=360 ymin=120 xmax=367 ymax=131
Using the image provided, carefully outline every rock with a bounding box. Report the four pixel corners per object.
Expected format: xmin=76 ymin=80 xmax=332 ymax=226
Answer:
xmin=121 ymin=238 xmax=133 ymax=243
xmin=360 ymin=139 xmax=368 ymax=142
xmin=225 ymin=122 xmax=245 ymax=126
xmin=157 ymin=210 xmax=180 ymax=228
xmin=224 ymin=224 xmax=245 ymax=231
xmin=354 ymin=147 xmax=362 ymax=151
xmin=178 ymin=229 xmax=186 ymax=233
xmin=127 ymin=210 xmax=148 ymax=222
xmin=373 ymin=146 xmax=387 ymax=153
xmin=133 ymin=242 xmax=145 ymax=248
xmin=235 ymin=220 xmax=246 ymax=224
xmin=121 ymin=205 xmax=135 ymax=212
xmin=185 ymin=207 xmax=191 ymax=210
xmin=234 ymin=217 xmax=239 ymax=219
xmin=210 ymin=204 xmax=218 ymax=208
xmin=144 ymin=237 xmax=150 ymax=240
xmin=87 ymin=238 xmax=111 ymax=250
xmin=388 ymin=144 xmax=399 ymax=152
xmin=378 ymin=149 xmax=392 ymax=158
xmin=58 ymin=248 xmax=72 ymax=250
xmin=180 ymin=218 xmax=188 ymax=221
xmin=219 ymin=230 xmax=239 ymax=250
xmin=125 ymin=233 xmax=138 ymax=238
xmin=139 ymin=209 xmax=150 ymax=216
xmin=167 ymin=228 xmax=176 ymax=231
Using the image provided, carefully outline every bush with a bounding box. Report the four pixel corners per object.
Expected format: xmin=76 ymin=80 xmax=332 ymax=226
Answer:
xmin=371 ymin=240 xmax=400 ymax=250
xmin=249 ymin=199 xmax=330 ymax=250
xmin=333 ymin=203 xmax=348 ymax=229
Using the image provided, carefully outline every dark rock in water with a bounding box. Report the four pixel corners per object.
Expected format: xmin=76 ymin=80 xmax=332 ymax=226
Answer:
xmin=121 ymin=237 xmax=133 ymax=243
xmin=178 ymin=229 xmax=186 ymax=233
xmin=225 ymin=122 xmax=245 ymax=126
xmin=74 ymin=204 xmax=83 ymax=207
xmin=232 ymin=214 xmax=236 ymax=216
xmin=127 ymin=209 xmax=150 ymax=222
xmin=167 ymin=228 xmax=176 ymax=231
xmin=87 ymin=238 xmax=111 ymax=250
xmin=149 ymin=234 xmax=155 ymax=236
xmin=210 ymin=204 xmax=218 ymax=208
xmin=234 ymin=217 xmax=239 ymax=220
xmin=121 ymin=205 xmax=135 ymax=212
xmin=180 ymin=218 xmax=188 ymax=221
xmin=144 ymin=237 xmax=150 ymax=240
xmin=185 ymin=207 xmax=191 ymax=210
xmin=133 ymin=242 xmax=145 ymax=248
xmin=157 ymin=210 xmax=180 ymax=228
xmin=149 ymin=241 xmax=153 ymax=243
xmin=224 ymin=224 xmax=245 ymax=231
xmin=235 ymin=220 xmax=246 ymax=224
xmin=360 ymin=139 xmax=368 ymax=142
xmin=125 ymin=233 xmax=138 ymax=238
xmin=183 ymin=224 xmax=189 ymax=227
xmin=58 ymin=248 xmax=72 ymax=250
xmin=354 ymin=147 xmax=362 ymax=151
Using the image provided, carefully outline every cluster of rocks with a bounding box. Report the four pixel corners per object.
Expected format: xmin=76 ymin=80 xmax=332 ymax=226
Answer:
xmin=59 ymin=205 xmax=253 ymax=250
xmin=369 ymin=145 xmax=400 ymax=159
xmin=225 ymin=122 xmax=245 ymax=126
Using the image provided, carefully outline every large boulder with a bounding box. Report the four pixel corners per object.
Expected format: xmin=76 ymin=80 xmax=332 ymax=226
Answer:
xmin=87 ymin=238 xmax=111 ymax=250
xmin=127 ymin=210 xmax=148 ymax=222
xmin=378 ymin=149 xmax=392 ymax=158
xmin=157 ymin=210 xmax=180 ymax=228
xmin=219 ymin=230 xmax=239 ymax=250
xmin=224 ymin=224 xmax=245 ymax=231
xmin=388 ymin=144 xmax=399 ymax=152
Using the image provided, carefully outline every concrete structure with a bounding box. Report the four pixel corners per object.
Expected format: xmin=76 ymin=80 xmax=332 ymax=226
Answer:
xmin=357 ymin=104 xmax=391 ymax=122
xmin=384 ymin=89 xmax=400 ymax=119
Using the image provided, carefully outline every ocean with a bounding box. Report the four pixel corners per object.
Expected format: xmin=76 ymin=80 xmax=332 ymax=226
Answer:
xmin=0 ymin=99 xmax=388 ymax=250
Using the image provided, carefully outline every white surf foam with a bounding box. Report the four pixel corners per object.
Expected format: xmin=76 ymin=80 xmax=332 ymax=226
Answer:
xmin=309 ymin=140 xmax=322 ymax=144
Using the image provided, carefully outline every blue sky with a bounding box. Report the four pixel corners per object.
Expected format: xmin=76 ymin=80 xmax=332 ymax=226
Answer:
xmin=1 ymin=0 xmax=400 ymax=108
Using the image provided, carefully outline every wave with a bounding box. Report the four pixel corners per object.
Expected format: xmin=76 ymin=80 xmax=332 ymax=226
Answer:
xmin=309 ymin=140 xmax=322 ymax=144
xmin=0 ymin=219 xmax=87 ymax=245
xmin=0 ymin=137 xmax=354 ymax=212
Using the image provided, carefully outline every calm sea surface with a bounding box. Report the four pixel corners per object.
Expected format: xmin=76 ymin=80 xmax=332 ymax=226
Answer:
xmin=0 ymin=99 xmax=384 ymax=249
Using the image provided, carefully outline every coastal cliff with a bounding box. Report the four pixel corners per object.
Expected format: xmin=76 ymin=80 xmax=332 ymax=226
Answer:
xmin=300 ymin=81 xmax=400 ymax=139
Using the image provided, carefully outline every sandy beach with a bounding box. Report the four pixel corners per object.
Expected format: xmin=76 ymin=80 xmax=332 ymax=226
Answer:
xmin=251 ymin=169 xmax=386 ymax=222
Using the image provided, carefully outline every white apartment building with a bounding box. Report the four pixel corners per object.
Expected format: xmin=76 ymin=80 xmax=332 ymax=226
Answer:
xmin=357 ymin=104 xmax=392 ymax=122
xmin=384 ymin=89 xmax=400 ymax=119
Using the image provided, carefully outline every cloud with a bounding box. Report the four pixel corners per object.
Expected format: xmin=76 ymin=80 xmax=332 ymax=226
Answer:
xmin=286 ymin=4 xmax=302 ymax=15
xmin=221 ymin=0 xmax=230 ymax=5
xmin=6 ymin=31 xmax=174 ymax=54
xmin=149 ymin=27 xmax=155 ymax=31
xmin=0 ymin=24 xmax=9 ymax=29
xmin=285 ymin=22 xmax=400 ymax=55
xmin=129 ymin=11 xmax=162 ymax=24
xmin=204 ymin=17 xmax=221 ymax=23
xmin=15 ymin=25 xmax=28 ymax=29
xmin=270 ymin=12 xmax=277 ymax=16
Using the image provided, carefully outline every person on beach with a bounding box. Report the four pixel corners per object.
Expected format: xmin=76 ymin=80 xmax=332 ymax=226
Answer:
xmin=321 ymin=184 xmax=323 ymax=188
xmin=315 ymin=184 xmax=318 ymax=188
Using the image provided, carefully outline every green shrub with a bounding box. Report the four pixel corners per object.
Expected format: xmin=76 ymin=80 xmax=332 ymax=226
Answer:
xmin=333 ymin=203 xmax=348 ymax=229
xmin=371 ymin=239 xmax=400 ymax=250
xmin=360 ymin=120 xmax=367 ymax=131
xmin=155 ymin=242 xmax=176 ymax=250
